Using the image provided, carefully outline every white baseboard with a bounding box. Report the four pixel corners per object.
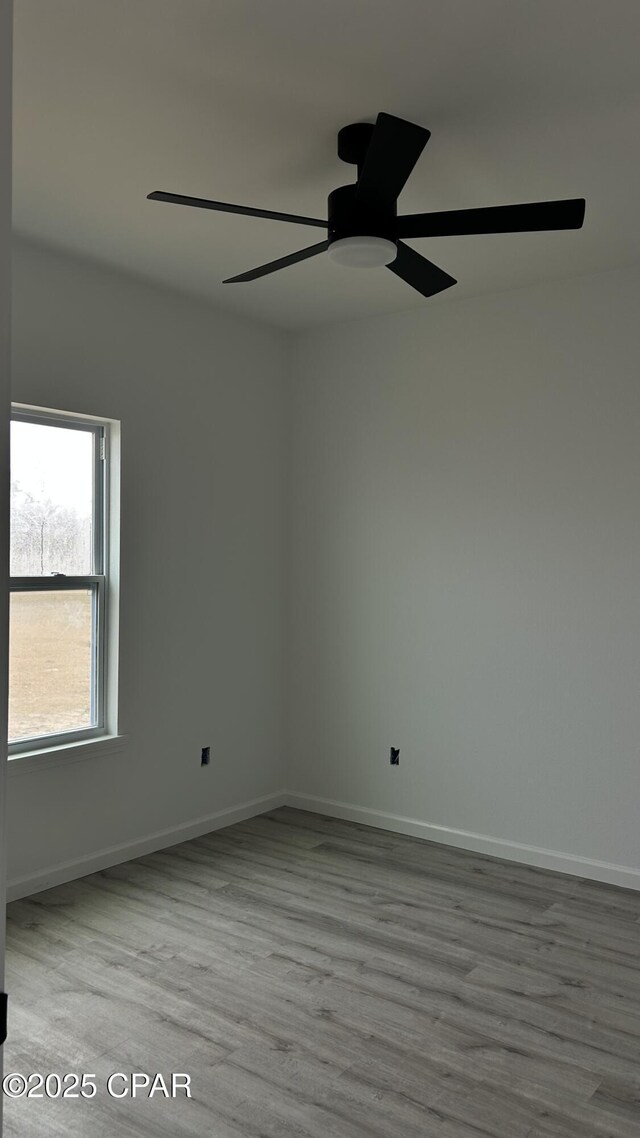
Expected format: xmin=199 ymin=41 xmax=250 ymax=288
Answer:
xmin=284 ymin=792 xmax=640 ymax=892
xmin=10 ymin=788 xmax=640 ymax=901
xmin=7 ymin=791 xmax=287 ymax=902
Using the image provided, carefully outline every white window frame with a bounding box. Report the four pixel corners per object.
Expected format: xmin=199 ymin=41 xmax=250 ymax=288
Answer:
xmin=9 ymin=405 xmax=115 ymax=756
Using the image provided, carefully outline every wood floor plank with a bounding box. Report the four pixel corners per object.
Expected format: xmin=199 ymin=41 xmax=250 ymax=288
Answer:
xmin=4 ymin=806 xmax=640 ymax=1136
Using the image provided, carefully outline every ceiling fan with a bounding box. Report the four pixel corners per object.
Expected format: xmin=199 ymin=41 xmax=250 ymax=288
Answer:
xmin=148 ymin=112 xmax=585 ymax=298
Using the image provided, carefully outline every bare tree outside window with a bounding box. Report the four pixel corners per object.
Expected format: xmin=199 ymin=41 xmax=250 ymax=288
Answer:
xmin=10 ymin=481 xmax=92 ymax=576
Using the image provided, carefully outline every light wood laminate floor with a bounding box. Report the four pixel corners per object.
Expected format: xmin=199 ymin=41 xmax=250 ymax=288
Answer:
xmin=4 ymin=806 xmax=640 ymax=1137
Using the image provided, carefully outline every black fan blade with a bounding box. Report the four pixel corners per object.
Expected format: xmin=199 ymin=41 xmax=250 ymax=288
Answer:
xmin=148 ymin=191 xmax=327 ymax=229
xmin=355 ymin=113 xmax=430 ymax=210
xmin=224 ymin=240 xmax=330 ymax=283
xmin=388 ymin=241 xmax=456 ymax=297
xmin=397 ymin=198 xmax=586 ymax=239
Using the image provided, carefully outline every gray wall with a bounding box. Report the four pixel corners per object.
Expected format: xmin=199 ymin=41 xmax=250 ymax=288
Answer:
xmin=1 ymin=4 xmax=13 ymax=1099
xmin=9 ymin=237 xmax=287 ymax=893
xmin=9 ymin=237 xmax=640 ymax=893
xmin=289 ymin=265 xmax=640 ymax=885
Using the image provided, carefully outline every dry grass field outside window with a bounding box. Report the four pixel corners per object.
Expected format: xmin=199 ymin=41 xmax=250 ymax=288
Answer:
xmin=8 ymin=589 xmax=93 ymax=742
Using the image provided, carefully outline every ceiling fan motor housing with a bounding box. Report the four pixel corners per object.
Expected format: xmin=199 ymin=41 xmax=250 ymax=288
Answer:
xmin=327 ymin=184 xmax=397 ymax=247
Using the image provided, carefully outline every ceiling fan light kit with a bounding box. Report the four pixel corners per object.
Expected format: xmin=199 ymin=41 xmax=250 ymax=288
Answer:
xmin=148 ymin=112 xmax=585 ymax=300
xmin=327 ymin=236 xmax=397 ymax=268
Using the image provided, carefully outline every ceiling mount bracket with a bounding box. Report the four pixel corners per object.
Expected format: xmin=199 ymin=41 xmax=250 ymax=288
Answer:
xmin=337 ymin=122 xmax=375 ymax=175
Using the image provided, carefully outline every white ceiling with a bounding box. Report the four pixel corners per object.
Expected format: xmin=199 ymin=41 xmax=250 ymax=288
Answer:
xmin=13 ymin=0 xmax=640 ymax=329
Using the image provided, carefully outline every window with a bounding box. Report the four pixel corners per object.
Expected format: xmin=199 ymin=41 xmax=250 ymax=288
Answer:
xmin=9 ymin=406 xmax=115 ymax=753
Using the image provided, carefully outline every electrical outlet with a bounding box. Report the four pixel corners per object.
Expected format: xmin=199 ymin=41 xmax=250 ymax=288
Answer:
xmin=201 ymin=746 xmax=210 ymax=766
xmin=390 ymin=746 xmax=400 ymax=766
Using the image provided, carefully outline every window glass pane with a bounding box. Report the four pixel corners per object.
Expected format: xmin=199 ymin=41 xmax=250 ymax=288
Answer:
xmin=9 ymin=589 xmax=95 ymax=742
xmin=10 ymin=419 xmax=96 ymax=576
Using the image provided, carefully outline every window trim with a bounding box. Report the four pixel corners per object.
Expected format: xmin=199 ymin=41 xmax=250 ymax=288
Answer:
xmin=9 ymin=406 xmax=114 ymax=756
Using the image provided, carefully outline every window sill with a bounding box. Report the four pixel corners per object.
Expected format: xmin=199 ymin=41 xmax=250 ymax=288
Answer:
xmin=7 ymin=734 xmax=128 ymax=776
